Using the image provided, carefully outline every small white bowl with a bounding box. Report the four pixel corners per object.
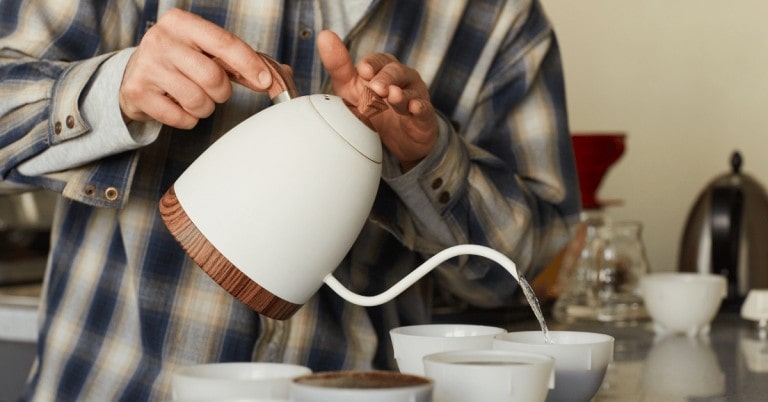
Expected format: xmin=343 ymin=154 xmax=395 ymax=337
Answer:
xmin=423 ymin=349 xmax=554 ymax=402
xmin=640 ymin=272 xmax=726 ymax=336
xmin=171 ymin=362 xmax=311 ymax=401
xmin=174 ymin=399 xmax=283 ymax=402
xmin=493 ymin=331 xmax=614 ymax=402
xmin=290 ymin=370 xmax=433 ymax=402
xmin=389 ymin=324 xmax=505 ymax=375
xmin=741 ymin=288 xmax=768 ymax=325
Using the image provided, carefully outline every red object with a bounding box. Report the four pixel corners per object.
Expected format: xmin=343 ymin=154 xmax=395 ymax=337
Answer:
xmin=571 ymin=133 xmax=626 ymax=209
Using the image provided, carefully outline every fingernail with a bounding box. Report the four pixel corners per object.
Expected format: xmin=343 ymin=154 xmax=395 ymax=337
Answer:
xmin=259 ymin=71 xmax=272 ymax=87
xmin=412 ymin=100 xmax=424 ymax=114
xmin=371 ymin=80 xmax=386 ymax=94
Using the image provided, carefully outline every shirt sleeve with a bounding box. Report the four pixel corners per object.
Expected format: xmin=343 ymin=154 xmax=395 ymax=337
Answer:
xmin=0 ymin=0 xmax=149 ymax=207
xmin=381 ymin=114 xmax=454 ymax=242
xmin=17 ymin=48 xmax=162 ymax=177
xmin=370 ymin=1 xmax=581 ymax=307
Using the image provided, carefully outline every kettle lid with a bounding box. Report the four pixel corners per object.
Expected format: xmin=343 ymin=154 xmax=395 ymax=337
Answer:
xmin=709 ymin=151 xmax=764 ymax=191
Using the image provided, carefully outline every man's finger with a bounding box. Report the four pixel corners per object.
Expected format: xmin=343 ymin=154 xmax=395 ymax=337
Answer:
xmin=317 ymin=30 xmax=357 ymax=89
xmin=160 ymin=8 xmax=272 ymax=91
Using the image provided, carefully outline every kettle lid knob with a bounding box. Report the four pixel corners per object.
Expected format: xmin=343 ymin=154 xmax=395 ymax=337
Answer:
xmin=731 ymin=151 xmax=743 ymax=174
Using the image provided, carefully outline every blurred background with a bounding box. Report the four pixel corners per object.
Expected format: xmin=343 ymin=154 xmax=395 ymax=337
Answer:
xmin=541 ymin=0 xmax=768 ymax=273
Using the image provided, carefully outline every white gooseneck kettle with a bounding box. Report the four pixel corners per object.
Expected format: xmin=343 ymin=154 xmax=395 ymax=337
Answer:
xmin=158 ymin=53 xmax=528 ymax=320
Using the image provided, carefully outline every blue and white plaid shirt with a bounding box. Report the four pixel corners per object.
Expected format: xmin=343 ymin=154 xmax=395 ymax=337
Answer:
xmin=0 ymin=0 xmax=580 ymax=400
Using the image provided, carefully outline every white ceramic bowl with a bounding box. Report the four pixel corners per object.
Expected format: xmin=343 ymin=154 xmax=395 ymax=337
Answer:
xmin=640 ymin=272 xmax=727 ymax=336
xmin=174 ymin=399 xmax=283 ymax=402
xmin=741 ymin=288 xmax=768 ymax=323
xmin=389 ymin=324 xmax=505 ymax=375
xmin=171 ymin=362 xmax=311 ymax=401
xmin=290 ymin=370 xmax=433 ymax=402
xmin=423 ymin=349 xmax=554 ymax=402
xmin=493 ymin=331 xmax=614 ymax=402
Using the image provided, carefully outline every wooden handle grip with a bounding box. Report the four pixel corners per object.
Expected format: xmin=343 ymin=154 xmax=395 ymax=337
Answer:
xmin=212 ymin=52 xmax=298 ymax=101
xmin=214 ymin=52 xmax=387 ymax=124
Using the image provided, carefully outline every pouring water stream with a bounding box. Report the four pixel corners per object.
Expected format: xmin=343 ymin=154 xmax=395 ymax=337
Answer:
xmin=323 ymin=244 xmax=553 ymax=344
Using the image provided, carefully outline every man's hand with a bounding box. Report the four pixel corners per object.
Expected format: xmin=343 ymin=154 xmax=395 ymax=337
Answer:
xmin=119 ymin=8 xmax=274 ymax=129
xmin=317 ymin=30 xmax=438 ymax=171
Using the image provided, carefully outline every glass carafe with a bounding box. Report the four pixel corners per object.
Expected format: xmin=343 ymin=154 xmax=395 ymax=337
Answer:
xmin=552 ymin=213 xmax=650 ymax=324
xmin=592 ymin=221 xmax=649 ymax=322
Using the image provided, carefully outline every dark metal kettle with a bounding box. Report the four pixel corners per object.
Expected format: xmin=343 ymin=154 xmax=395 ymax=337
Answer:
xmin=679 ymin=151 xmax=768 ymax=307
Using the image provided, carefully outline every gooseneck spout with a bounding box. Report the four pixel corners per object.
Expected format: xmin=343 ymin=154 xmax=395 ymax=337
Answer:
xmin=323 ymin=244 xmax=522 ymax=306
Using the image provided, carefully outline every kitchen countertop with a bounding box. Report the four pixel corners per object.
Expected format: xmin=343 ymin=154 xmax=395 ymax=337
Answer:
xmin=3 ymin=284 xmax=767 ymax=400
xmin=0 ymin=283 xmax=40 ymax=401
xmin=504 ymin=311 xmax=768 ymax=401
xmin=0 ymin=283 xmax=40 ymax=343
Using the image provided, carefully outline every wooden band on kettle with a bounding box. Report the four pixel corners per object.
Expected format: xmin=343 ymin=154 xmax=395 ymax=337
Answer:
xmin=159 ymin=185 xmax=302 ymax=320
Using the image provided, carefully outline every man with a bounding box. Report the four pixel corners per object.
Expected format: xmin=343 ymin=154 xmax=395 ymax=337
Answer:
xmin=0 ymin=0 xmax=580 ymax=400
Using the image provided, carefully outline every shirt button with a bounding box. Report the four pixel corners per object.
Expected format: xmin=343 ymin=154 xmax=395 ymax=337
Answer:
xmin=431 ymin=178 xmax=443 ymax=189
xmin=438 ymin=191 xmax=450 ymax=204
xmin=54 ymin=121 xmax=62 ymax=135
xmin=84 ymin=185 xmax=96 ymax=197
xmin=299 ymin=27 xmax=313 ymax=40
xmin=65 ymin=115 xmax=75 ymax=129
xmin=104 ymin=187 xmax=120 ymax=201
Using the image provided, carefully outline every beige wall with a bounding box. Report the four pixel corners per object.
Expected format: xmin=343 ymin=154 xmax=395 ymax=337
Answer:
xmin=540 ymin=0 xmax=768 ymax=272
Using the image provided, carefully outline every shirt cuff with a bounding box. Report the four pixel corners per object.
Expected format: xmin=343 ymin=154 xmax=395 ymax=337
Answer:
xmin=382 ymin=114 xmax=469 ymax=245
xmin=18 ymin=48 xmax=162 ymax=176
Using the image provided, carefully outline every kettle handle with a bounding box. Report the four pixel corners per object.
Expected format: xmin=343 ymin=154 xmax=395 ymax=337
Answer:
xmin=212 ymin=53 xmax=388 ymax=121
xmin=711 ymin=185 xmax=742 ymax=299
xmin=212 ymin=52 xmax=299 ymax=103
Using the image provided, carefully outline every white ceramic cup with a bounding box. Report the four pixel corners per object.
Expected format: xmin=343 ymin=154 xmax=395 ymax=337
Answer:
xmin=741 ymin=288 xmax=768 ymax=325
xmin=493 ymin=331 xmax=614 ymax=402
xmin=171 ymin=362 xmax=311 ymax=401
xmin=389 ymin=324 xmax=506 ymax=375
xmin=640 ymin=272 xmax=727 ymax=336
xmin=289 ymin=370 xmax=433 ymax=402
xmin=174 ymin=399 xmax=283 ymax=402
xmin=422 ymin=349 xmax=555 ymax=402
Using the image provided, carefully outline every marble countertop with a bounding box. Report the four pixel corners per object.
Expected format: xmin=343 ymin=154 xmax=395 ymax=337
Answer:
xmin=505 ymin=312 xmax=768 ymax=401
xmin=3 ymin=282 xmax=768 ymax=400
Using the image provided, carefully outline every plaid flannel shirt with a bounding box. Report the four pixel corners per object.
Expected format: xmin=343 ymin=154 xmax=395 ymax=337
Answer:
xmin=0 ymin=0 xmax=580 ymax=400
